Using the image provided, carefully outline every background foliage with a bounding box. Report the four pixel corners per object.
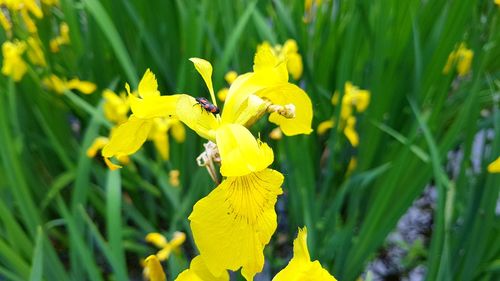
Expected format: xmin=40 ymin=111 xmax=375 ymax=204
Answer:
xmin=0 ymin=0 xmax=499 ymax=280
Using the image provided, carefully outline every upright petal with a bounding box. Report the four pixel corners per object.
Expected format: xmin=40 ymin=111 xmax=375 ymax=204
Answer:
xmin=176 ymin=95 xmax=218 ymax=141
xmin=189 ymin=58 xmax=216 ymax=102
xmin=102 ymin=115 xmax=153 ymax=158
xmin=189 ymin=169 xmax=284 ymax=280
xmin=215 ymin=124 xmax=273 ymax=177
xmin=176 ymin=256 xmax=229 ymax=281
xmin=273 ymin=227 xmax=337 ymax=281
xmin=258 ymin=84 xmax=313 ymax=136
xmin=138 ymin=69 xmax=160 ymax=98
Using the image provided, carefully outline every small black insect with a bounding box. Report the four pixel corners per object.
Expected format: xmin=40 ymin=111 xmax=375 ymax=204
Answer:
xmin=195 ymin=97 xmax=220 ymax=115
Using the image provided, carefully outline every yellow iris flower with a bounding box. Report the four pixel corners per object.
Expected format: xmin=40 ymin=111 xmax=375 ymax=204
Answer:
xmin=1 ymin=40 xmax=28 ymax=81
xmin=26 ymin=36 xmax=46 ymax=67
xmin=488 ymin=156 xmax=500 ymax=173
xmin=148 ymin=117 xmax=185 ymax=161
xmin=273 ymin=227 xmax=337 ymax=281
xmin=443 ymin=43 xmax=474 ymax=77
xmin=104 ymin=45 xmax=312 ymax=173
xmin=50 ymin=22 xmax=70 ymax=52
xmin=145 ymin=232 xmax=186 ymax=261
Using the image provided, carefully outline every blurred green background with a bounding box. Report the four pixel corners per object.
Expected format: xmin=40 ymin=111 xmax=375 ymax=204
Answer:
xmin=0 ymin=0 xmax=499 ymax=280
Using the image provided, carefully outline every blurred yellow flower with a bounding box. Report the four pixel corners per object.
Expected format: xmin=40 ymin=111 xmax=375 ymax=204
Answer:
xmin=495 ymin=0 xmax=500 ymax=6
xmin=148 ymin=118 xmax=185 ymax=161
xmin=443 ymin=43 xmax=473 ymax=77
xmin=42 ymin=0 xmax=60 ymax=6
xmin=1 ymin=40 xmax=27 ymax=81
xmin=176 ymin=255 xmax=229 ymax=281
xmin=103 ymin=89 xmax=130 ymax=124
xmin=269 ymin=127 xmax=283 ymax=140
xmin=169 ymin=170 xmax=180 ymax=187
xmin=146 ymin=231 xmax=186 ymax=261
xmin=143 ymin=255 xmax=166 ymax=281
xmin=43 ymin=75 xmax=96 ymax=95
xmin=258 ymin=40 xmax=303 ymax=80
xmin=189 ymin=168 xmax=284 ymax=280
xmin=273 ymin=227 xmax=337 ymax=281
xmin=50 ymin=22 xmax=70 ymax=52
xmin=487 ymin=156 xmax=500 ymax=173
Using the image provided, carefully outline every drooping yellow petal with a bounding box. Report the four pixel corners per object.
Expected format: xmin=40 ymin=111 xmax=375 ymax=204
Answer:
xmin=86 ymin=137 xmax=109 ymax=158
xmin=43 ymin=75 xmax=66 ymax=94
xmin=144 ymin=255 xmax=167 ymax=281
xmin=344 ymin=116 xmax=359 ymax=147
xmin=487 ymin=156 xmax=500 ymax=173
xmin=129 ymin=93 xmax=180 ymax=119
xmin=215 ymin=124 xmax=273 ymax=177
xmin=176 ymin=95 xmax=218 ymax=141
xmin=456 ymin=48 xmax=473 ymax=77
xmin=189 ymin=58 xmax=217 ymax=106
xmin=66 ymin=79 xmax=96 ymax=94
xmin=272 ymin=227 xmax=337 ymax=281
xmin=104 ymin=157 xmax=122 ymax=170
xmin=189 ymin=169 xmax=284 ymax=280
xmin=176 ymin=256 xmax=229 ymax=281
xmin=317 ymin=120 xmax=334 ymax=135
xmin=102 ymin=115 xmax=154 ymax=158
xmin=258 ymin=84 xmax=313 ymax=136
xmin=138 ymin=69 xmax=160 ymax=98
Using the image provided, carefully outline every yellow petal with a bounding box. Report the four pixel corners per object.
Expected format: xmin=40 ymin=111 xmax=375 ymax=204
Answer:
xmin=138 ymin=69 xmax=160 ymax=98
xmin=253 ymin=44 xmax=288 ymax=85
xmin=258 ymin=84 xmax=313 ymax=136
xmin=176 ymin=95 xmax=218 ymax=141
xmin=104 ymin=157 xmax=122 ymax=170
xmin=149 ymin=118 xmax=170 ymax=160
xmin=176 ymin=256 xmax=229 ymax=281
xmin=217 ymin=88 xmax=229 ymax=102
xmin=286 ymin=52 xmax=303 ymax=80
xmin=144 ymin=255 xmax=167 ymax=281
xmin=66 ymin=79 xmax=96 ymax=94
xmin=223 ymin=94 xmax=267 ymax=127
xmin=170 ymin=120 xmax=186 ymax=143
xmin=215 ymin=124 xmax=274 ymax=177
xmin=170 ymin=232 xmax=186 ymax=249
xmin=103 ymin=89 xmax=130 ymax=124
xmin=224 ymin=71 xmax=238 ymax=85
xmin=189 ymin=169 xmax=284 ymax=280
xmin=487 ymin=156 xmax=500 ymax=173
xmin=344 ymin=116 xmax=359 ymax=147
xmin=273 ymin=227 xmax=337 ymax=281
xmin=86 ymin=137 xmax=109 ymax=158
xmin=317 ymin=120 xmax=334 ymax=136
xmin=102 ymin=115 xmax=153 ymax=158
xmin=129 ymin=94 xmax=180 ymax=119
xmin=43 ymin=75 xmax=66 ymax=94
xmin=189 ymin=58 xmax=216 ymax=104
xmin=157 ymin=246 xmax=172 ymax=261
xmin=145 ymin=232 xmax=168 ymax=249
xmin=457 ymin=48 xmax=473 ymax=77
